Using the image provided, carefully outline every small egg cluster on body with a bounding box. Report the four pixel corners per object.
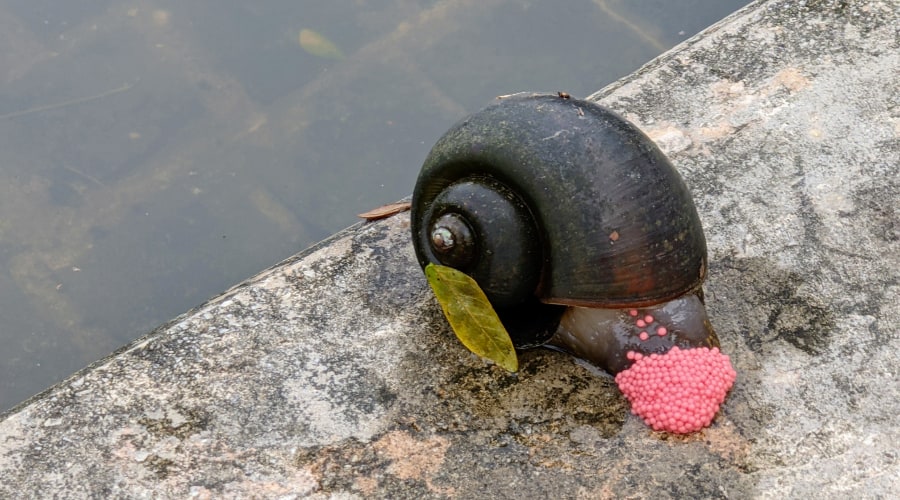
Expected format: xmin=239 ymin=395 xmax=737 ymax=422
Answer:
xmin=615 ymin=346 xmax=737 ymax=434
xmin=626 ymin=308 xmax=667 ymax=341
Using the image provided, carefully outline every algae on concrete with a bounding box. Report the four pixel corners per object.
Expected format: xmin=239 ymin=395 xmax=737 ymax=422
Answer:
xmin=1 ymin=0 xmax=898 ymax=497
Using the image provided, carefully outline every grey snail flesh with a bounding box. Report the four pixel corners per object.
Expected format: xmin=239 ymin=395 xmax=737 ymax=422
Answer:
xmin=411 ymin=92 xmax=717 ymax=360
xmin=547 ymin=293 xmax=719 ymax=374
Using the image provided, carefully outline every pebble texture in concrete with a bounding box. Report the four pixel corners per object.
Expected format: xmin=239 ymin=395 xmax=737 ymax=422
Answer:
xmin=1 ymin=0 xmax=898 ymax=498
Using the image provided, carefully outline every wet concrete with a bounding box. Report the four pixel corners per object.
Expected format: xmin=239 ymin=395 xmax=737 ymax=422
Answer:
xmin=1 ymin=0 xmax=898 ymax=497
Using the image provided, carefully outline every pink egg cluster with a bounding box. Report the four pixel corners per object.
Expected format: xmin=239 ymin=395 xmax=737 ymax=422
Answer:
xmin=615 ymin=346 xmax=737 ymax=434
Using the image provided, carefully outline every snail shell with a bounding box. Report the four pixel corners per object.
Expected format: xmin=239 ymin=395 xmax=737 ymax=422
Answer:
xmin=412 ymin=93 xmax=716 ymax=371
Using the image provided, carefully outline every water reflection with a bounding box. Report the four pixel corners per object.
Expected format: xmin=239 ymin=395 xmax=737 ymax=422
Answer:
xmin=0 ymin=0 xmax=747 ymax=412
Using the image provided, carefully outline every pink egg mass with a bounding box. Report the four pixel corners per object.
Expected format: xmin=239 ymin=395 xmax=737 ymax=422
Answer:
xmin=615 ymin=346 xmax=737 ymax=434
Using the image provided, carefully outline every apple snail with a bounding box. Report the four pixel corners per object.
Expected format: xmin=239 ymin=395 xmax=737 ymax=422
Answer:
xmin=411 ymin=93 xmax=736 ymax=434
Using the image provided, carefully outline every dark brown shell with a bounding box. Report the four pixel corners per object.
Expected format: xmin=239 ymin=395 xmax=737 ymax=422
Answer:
xmin=411 ymin=93 xmax=708 ymax=345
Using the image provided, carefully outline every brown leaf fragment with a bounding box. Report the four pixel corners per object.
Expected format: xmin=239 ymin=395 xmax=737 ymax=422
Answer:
xmin=358 ymin=202 xmax=411 ymax=221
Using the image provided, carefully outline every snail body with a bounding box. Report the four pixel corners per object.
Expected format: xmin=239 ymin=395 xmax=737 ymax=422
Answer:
xmin=550 ymin=294 xmax=717 ymax=374
xmin=412 ymin=93 xmax=715 ymax=368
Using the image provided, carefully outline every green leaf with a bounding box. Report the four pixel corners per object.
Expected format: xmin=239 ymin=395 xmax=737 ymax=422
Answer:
xmin=425 ymin=263 xmax=518 ymax=372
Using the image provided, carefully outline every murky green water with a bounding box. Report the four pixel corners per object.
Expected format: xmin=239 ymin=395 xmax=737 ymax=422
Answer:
xmin=0 ymin=0 xmax=747 ymax=412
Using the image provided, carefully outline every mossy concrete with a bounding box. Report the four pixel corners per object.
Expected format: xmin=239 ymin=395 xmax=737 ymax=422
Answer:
xmin=1 ymin=0 xmax=898 ymax=497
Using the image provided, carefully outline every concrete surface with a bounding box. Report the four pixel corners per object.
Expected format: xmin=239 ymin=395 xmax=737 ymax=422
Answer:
xmin=1 ymin=0 xmax=898 ymax=497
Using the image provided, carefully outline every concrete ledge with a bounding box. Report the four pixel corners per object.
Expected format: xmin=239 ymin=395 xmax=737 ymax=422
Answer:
xmin=2 ymin=0 xmax=898 ymax=497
